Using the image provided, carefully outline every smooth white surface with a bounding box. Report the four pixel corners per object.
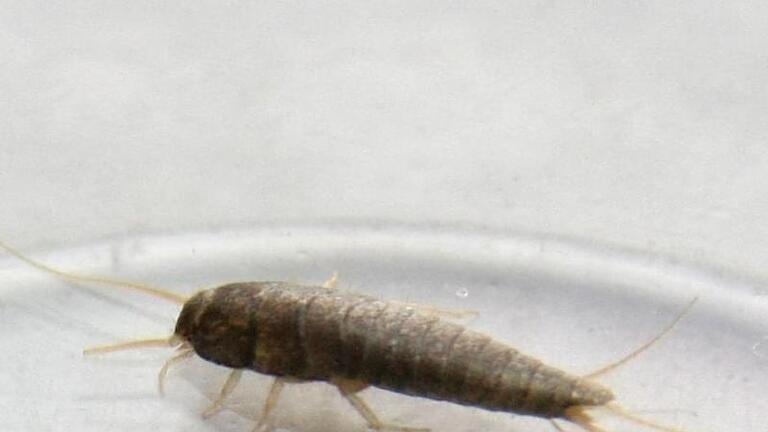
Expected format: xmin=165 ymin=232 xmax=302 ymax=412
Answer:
xmin=1 ymin=2 xmax=768 ymax=282
xmin=2 ymin=225 xmax=766 ymax=431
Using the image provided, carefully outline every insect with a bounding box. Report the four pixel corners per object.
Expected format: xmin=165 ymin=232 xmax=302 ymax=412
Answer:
xmin=0 ymin=240 xmax=694 ymax=432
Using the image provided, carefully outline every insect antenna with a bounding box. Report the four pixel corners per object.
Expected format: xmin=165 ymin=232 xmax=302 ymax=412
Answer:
xmin=0 ymin=239 xmax=188 ymax=305
xmin=83 ymin=335 xmax=182 ymax=355
xmin=583 ymin=297 xmax=698 ymax=380
xmin=1 ymin=239 xmax=194 ymax=380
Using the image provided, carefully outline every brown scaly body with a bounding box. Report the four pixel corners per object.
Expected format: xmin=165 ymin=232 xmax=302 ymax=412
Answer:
xmin=175 ymin=282 xmax=613 ymax=420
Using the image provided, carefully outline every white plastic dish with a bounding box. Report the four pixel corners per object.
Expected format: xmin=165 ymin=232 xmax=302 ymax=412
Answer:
xmin=1 ymin=222 xmax=763 ymax=431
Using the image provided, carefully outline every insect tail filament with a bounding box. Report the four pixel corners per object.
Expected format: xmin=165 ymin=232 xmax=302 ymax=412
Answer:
xmin=565 ymin=403 xmax=689 ymax=432
xmin=603 ymin=402 xmax=687 ymax=432
xmin=584 ymin=297 xmax=698 ymax=380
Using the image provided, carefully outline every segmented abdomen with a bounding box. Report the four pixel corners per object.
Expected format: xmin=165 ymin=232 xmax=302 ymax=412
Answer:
xmin=179 ymin=282 xmax=613 ymax=419
xmin=296 ymin=285 xmax=601 ymax=418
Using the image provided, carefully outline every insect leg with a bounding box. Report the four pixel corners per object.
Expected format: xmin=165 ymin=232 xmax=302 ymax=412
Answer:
xmin=563 ymin=407 xmax=609 ymax=432
xmin=158 ymin=346 xmax=194 ymax=396
xmin=318 ymin=273 xmax=474 ymax=319
xmin=319 ymin=273 xmax=473 ymax=319
xmin=333 ymin=378 xmax=430 ymax=432
xmin=549 ymin=419 xmax=568 ymax=431
xmin=202 ymin=369 xmax=243 ymax=418
xmin=390 ymin=301 xmax=479 ymax=320
xmin=253 ymin=378 xmax=287 ymax=432
xmin=322 ymin=271 xmax=340 ymax=289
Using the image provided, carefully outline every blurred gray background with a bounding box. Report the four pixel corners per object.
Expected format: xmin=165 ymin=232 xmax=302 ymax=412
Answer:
xmin=1 ymin=2 xmax=767 ymax=289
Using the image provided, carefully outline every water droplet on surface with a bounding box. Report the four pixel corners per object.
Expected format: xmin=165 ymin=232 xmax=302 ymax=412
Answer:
xmin=455 ymin=288 xmax=469 ymax=298
xmin=752 ymin=337 xmax=768 ymax=359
